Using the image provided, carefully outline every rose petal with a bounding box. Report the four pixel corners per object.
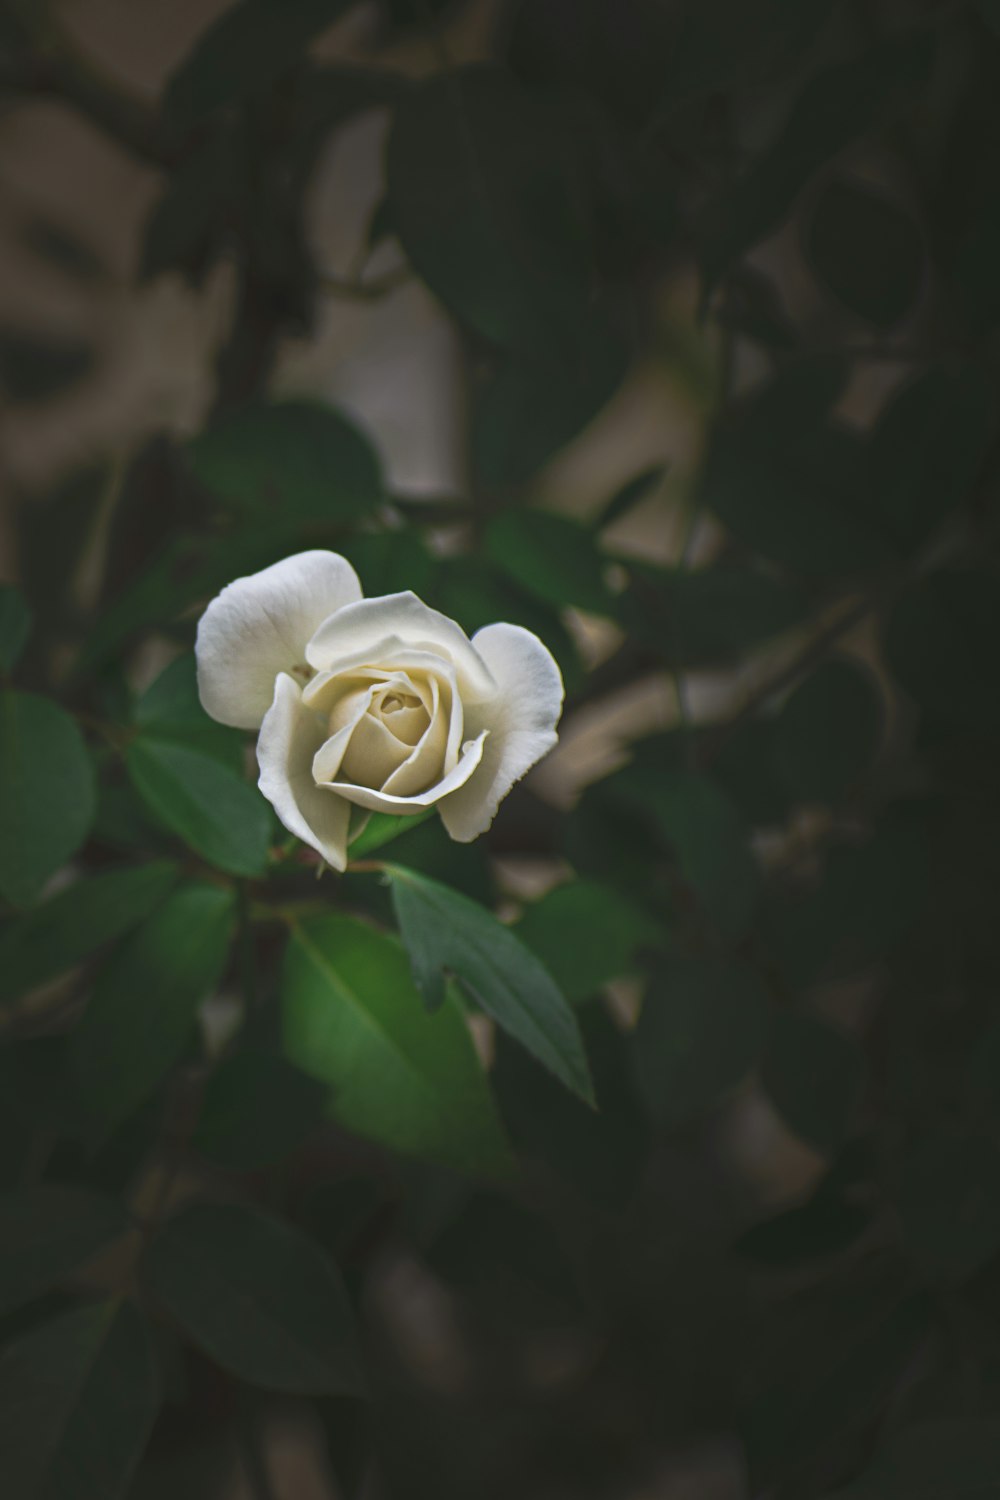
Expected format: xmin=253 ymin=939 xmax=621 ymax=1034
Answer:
xmin=312 ymin=685 xmax=377 ymax=784
xmin=321 ymin=730 xmax=488 ymax=814
xmin=305 ymin=593 xmax=496 ymax=701
xmin=257 ymin=673 xmax=351 ymax=870
xmin=197 ymin=550 xmax=362 ymax=729
xmin=339 ymin=711 xmax=413 ymax=788
xmin=438 ymin=623 xmax=563 ymax=843
xmin=381 ymin=675 xmax=449 ymax=797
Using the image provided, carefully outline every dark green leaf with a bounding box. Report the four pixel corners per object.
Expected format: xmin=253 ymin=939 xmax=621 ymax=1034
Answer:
xmin=748 ymin=1290 xmax=931 ymax=1473
xmin=387 ymin=65 xmax=593 ymax=355
xmin=347 ymin=807 xmax=434 ymax=861
xmin=775 ymin=659 xmax=882 ymax=804
xmin=143 ymin=1201 xmax=359 ymax=1395
xmin=472 ymin=327 xmax=629 ymax=488
xmin=193 ymin=1049 xmax=327 ymax=1169
xmin=0 ymin=586 xmax=31 ymax=674
xmin=621 ymin=767 xmax=760 ymax=937
xmin=163 ymin=0 xmax=362 ymax=129
xmin=768 ymin=810 xmax=931 ymax=987
xmin=884 ymin=570 xmax=1000 ymax=734
xmin=652 ymin=0 xmax=841 ymax=118
xmin=514 ymin=880 xmax=659 ymax=1002
xmin=831 ymin=1419 xmax=1000 ymax=1498
xmin=0 ymin=1187 xmax=129 ymax=1316
xmin=0 ymin=861 xmax=177 ymax=1006
xmin=126 ymin=737 xmax=271 ymax=877
xmin=711 ymin=717 xmax=790 ymax=826
xmin=0 ymin=1299 xmax=159 ymax=1500
xmin=485 ymin=509 xmax=614 ymax=615
xmin=623 ymin=561 xmax=807 ymax=663
xmin=73 ymin=883 xmax=235 ymax=1136
xmin=282 ymin=913 xmax=514 ymax=1176
xmin=736 ymin=1192 xmax=871 ymax=1268
xmin=0 ymin=692 xmax=96 ymax=907
xmin=700 ymin=33 xmax=935 ymax=289
xmin=187 ymin=400 xmax=383 ymax=523
xmin=868 ymin=367 xmax=994 ymax=553
xmin=701 ymin=359 xmax=890 ymax=575
xmin=805 ymin=177 xmax=923 ymax=328
xmin=896 ymin=1133 xmax=1000 ymax=1279
xmin=761 ymin=1013 xmax=864 ymax=1153
xmin=386 ymin=865 xmax=593 ymax=1104
xmin=633 ymin=954 xmax=770 ymax=1124
xmin=134 ymin=653 xmax=243 ymax=770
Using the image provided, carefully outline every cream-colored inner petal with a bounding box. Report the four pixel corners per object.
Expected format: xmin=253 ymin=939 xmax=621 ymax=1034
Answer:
xmin=309 ymin=654 xmax=464 ymax=797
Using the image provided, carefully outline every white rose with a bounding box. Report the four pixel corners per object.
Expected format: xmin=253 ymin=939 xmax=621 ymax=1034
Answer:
xmin=195 ymin=550 xmax=564 ymax=871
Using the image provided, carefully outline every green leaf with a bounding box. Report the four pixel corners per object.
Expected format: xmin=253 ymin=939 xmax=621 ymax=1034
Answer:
xmin=0 ymin=860 xmax=177 ymax=1006
xmin=386 ymin=865 xmax=593 ymax=1104
xmin=134 ymin=653 xmax=243 ymax=769
xmin=0 ymin=1299 xmax=159 ymax=1500
xmin=954 ymin=182 xmax=1000 ymax=332
xmin=868 ymin=367 xmax=994 ymax=554
xmin=651 ymin=0 xmax=841 ymax=117
xmin=472 ymin=328 xmax=629 ymax=488
xmin=622 ymin=768 xmax=760 ymax=938
xmin=387 ymin=66 xmax=593 ymax=356
xmin=805 ymin=177 xmax=923 ymax=328
xmin=514 ymin=880 xmax=658 ymax=1003
xmin=0 ymin=691 xmax=96 ymax=907
xmin=736 ymin=1192 xmax=871 ymax=1268
xmin=0 ymin=1187 xmax=130 ymax=1316
xmin=73 ymin=882 xmax=235 ymax=1136
xmin=748 ymin=1289 xmax=931 ymax=1474
xmin=0 ymin=585 xmax=31 ymax=674
xmin=761 ymin=1013 xmax=864 ymax=1153
xmin=768 ymin=810 xmax=931 ymax=988
xmin=633 ymin=955 xmax=770 ymax=1125
xmin=775 ymin=659 xmax=882 ymax=804
xmin=193 ymin=1049 xmax=327 ymax=1169
xmin=347 ymin=807 xmax=434 ymax=861
xmin=830 ymin=1419 xmax=1000 ymax=1498
xmin=700 ymin=33 xmax=935 ymax=290
xmin=884 ymin=570 xmax=1000 ymax=734
xmin=163 ymin=0 xmax=362 ymax=128
xmin=485 ymin=509 xmax=614 ymax=615
xmin=282 ymin=913 xmax=515 ymax=1176
xmin=187 ymin=400 xmax=383 ymax=523
xmin=126 ymin=737 xmax=271 ymax=877
xmin=895 ymin=1133 xmax=1000 ymax=1279
xmin=143 ymin=1201 xmax=359 ymax=1395
xmin=622 ymin=561 xmax=806 ymax=663
xmin=700 ymin=359 xmax=890 ymax=575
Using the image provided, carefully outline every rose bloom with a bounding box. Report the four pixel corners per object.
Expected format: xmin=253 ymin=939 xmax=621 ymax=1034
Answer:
xmin=195 ymin=550 xmax=563 ymax=870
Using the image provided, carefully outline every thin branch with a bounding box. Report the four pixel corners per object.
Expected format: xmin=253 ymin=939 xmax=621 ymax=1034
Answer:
xmin=699 ymin=590 xmax=880 ymax=764
xmin=320 ymin=264 xmax=412 ymax=301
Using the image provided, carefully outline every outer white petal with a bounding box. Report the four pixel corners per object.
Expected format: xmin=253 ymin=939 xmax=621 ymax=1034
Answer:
xmin=304 ymin=592 xmax=496 ymax=701
xmin=322 ymin=731 xmax=488 ymax=814
xmin=196 ymin=551 xmax=362 ymax=729
xmin=438 ymin=623 xmax=563 ymax=843
xmin=257 ymin=673 xmax=351 ymax=871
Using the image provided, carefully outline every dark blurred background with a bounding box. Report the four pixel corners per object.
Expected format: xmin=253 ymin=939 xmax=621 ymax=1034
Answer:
xmin=3 ymin=1 xmax=1000 ymax=1497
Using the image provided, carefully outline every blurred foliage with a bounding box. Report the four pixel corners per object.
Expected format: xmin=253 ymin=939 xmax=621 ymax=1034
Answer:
xmin=2 ymin=0 xmax=1000 ymax=1496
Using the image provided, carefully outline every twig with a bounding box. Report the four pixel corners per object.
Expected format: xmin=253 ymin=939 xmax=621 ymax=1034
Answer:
xmin=320 ymin=264 xmax=412 ymax=301
xmin=699 ymin=590 xmax=880 ymax=764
